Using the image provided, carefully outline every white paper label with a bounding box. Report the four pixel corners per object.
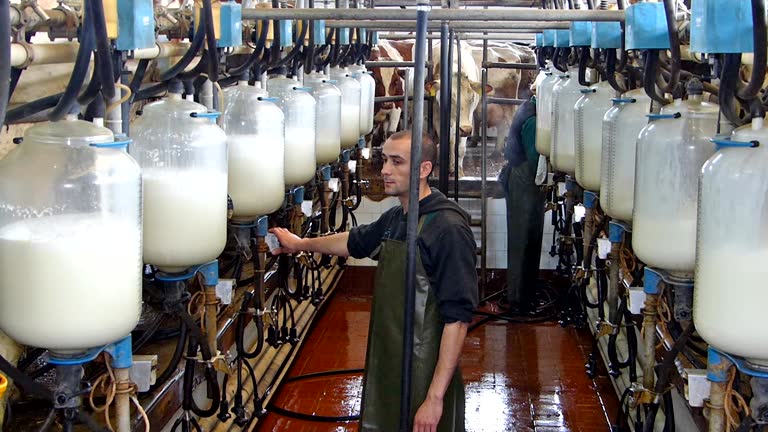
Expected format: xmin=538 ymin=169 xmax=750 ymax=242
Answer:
xmin=215 ymin=279 xmax=234 ymax=305
xmin=557 ymin=182 xmax=567 ymax=196
xmin=348 ymin=160 xmax=357 ymax=171
xmin=574 ymin=204 xmax=586 ymax=223
xmin=329 ymin=178 xmax=340 ymax=193
xmin=301 ymin=200 xmax=313 ymax=217
xmin=597 ymin=237 xmax=611 ymax=260
xmin=265 ymin=232 xmax=281 ymax=253
xmin=361 ymin=148 xmax=371 ymax=160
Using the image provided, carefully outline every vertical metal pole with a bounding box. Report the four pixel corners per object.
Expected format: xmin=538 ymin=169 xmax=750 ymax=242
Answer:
xmin=427 ymin=36 xmax=434 ymax=136
xmin=403 ymin=68 xmax=411 ymax=129
xmin=401 ymin=1 xmax=429 ymax=430
xmin=480 ymin=36 xmax=488 ymax=300
xmin=438 ymin=22 xmax=451 ymax=193
xmin=453 ymin=31 xmax=461 ymax=202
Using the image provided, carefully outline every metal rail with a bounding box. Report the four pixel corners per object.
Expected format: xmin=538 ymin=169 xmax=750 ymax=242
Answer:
xmin=483 ymin=61 xmax=540 ymax=70
xmin=326 ymin=20 xmax=571 ymax=29
xmin=379 ymin=33 xmax=537 ymax=41
xmin=242 ymin=8 xmax=624 ymax=22
xmin=487 ymin=96 xmax=526 ymax=105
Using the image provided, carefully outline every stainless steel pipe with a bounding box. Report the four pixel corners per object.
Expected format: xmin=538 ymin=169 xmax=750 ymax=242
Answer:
xmin=242 ymin=8 xmax=624 ymax=22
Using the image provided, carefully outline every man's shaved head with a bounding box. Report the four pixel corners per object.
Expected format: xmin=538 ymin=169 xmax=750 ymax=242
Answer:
xmin=387 ymin=130 xmax=437 ymax=174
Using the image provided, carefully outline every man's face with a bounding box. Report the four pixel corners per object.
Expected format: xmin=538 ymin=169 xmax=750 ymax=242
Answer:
xmin=381 ymin=137 xmax=411 ymax=197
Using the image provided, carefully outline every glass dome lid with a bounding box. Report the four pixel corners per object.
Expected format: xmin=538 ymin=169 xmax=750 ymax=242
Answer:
xmin=25 ymin=117 xmax=114 ymax=146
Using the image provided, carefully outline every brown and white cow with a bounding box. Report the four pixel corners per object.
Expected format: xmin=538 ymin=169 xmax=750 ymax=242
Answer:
xmin=467 ymin=41 xmax=536 ymax=156
xmin=425 ymin=41 xmax=491 ymax=178
xmin=368 ymin=40 xmax=413 ymax=146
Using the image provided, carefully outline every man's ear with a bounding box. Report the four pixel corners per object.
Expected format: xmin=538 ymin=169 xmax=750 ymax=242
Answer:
xmin=469 ymin=81 xmax=493 ymax=95
xmin=425 ymin=81 xmax=440 ymax=97
xmin=420 ymin=160 xmax=434 ymax=179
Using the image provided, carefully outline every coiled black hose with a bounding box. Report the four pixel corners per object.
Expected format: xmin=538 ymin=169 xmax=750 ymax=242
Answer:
xmin=149 ymin=319 xmax=188 ymax=392
xmin=235 ymin=291 xmax=264 ymax=359
xmin=0 ymin=0 xmax=12 ymax=127
xmin=179 ymin=309 xmax=221 ymax=418
xmin=48 ymin=0 xmax=95 ymax=121
xmin=656 ymin=0 xmax=680 ymax=96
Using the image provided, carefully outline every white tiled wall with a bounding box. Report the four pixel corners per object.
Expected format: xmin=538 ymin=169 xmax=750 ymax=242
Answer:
xmin=347 ymin=196 xmax=558 ymax=271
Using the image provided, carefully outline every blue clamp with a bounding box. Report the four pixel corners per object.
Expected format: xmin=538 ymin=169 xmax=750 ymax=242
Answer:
xmin=292 ymin=86 xmax=312 ymax=92
xmin=625 ymin=1 xmax=671 ymax=50
xmin=314 ymin=20 xmax=327 ymax=45
xmin=708 ymin=347 xmax=768 ymax=380
xmin=90 ymin=138 xmax=133 ymax=149
xmin=279 ymin=20 xmax=294 ymax=48
xmin=321 ymin=165 xmax=332 ymax=181
xmin=257 ymin=96 xmax=279 ymax=102
xmin=196 ymin=260 xmax=219 ymax=286
xmin=292 ymin=186 xmax=305 ymax=204
xmin=155 ymin=260 xmax=218 ymax=286
xmin=191 ymin=111 xmax=222 ymax=123
xmin=647 ymin=113 xmax=681 ymax=121
xmin=592 ymin=21 xmax=622 ymax=49
xmin=611 ymin=97 xmax=637 ymax=105
xmin=608 ymin=221 xmax=625 ymax=243
xmin=580 ymin=88 xmax=597 ymax=94
xmin=342 ymin=149 xmax=352 ymax=163
xmin=554 ymin=29 xmax=571 ymax=48
xmin=357 ymin=137 xmax=366 ymax=149
xmin=323 ymin=79 xmax=338 ymax=85
xmin=691 ymin=0 xmax=756 ymax=54
xmin=711 ymin=137 xmax=760 ymax=149
xmin=643 ymin=267 xmax=663 ymax=295
xmin=338 ymin=28 xmax=350 ymax=45
xmin=103 ymin=335 xmax=133 ymax=369
xmin=48 ymin=335 xmax=133 ymax=368
xmin=256 ymin=216 xmax=269 ymax=237
xmin=565 ymin=178 xmax=575 ymax=192
xmin=583 ymin=191 xmax=598 ymax=209
xmin=542 ymin=29 xmax=556 ymax=47
xmin=536 ymin=33 xmax=543 ymax=47
xmin=569 ymin=21 xmax=593 ymax=47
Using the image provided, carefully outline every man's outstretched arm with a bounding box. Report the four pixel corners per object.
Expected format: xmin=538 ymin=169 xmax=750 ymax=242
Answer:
xmin=269 ymin=227 xmax=351 ymax=257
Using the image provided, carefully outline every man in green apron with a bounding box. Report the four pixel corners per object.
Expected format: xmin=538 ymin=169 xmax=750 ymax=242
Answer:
xmin=271 ymin=130 xmax=478 ymax=431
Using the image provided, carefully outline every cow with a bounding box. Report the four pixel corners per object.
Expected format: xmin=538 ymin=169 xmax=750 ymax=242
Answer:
xmin=466 ymin=41 xmax=537 ymax=156
xmin=425 ymin=41 xmax=491 ymax=178
xmin=368 ymin=40 xmax=413 ymax=147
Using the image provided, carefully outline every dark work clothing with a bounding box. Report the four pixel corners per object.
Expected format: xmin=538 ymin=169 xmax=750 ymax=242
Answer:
xmin=501 ymin=98 xmax=546 ymax=307
xmin=359 ymin=214 xmax=464 ymax=431
xmin=503 ymin=99 xmax=538 ymax=167
xmin=347 ymin=188 xmax=479 ymax=323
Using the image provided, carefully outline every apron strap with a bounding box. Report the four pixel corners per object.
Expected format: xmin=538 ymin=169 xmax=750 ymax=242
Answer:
xmin=417 ymin=213 xmax=436 ymax=234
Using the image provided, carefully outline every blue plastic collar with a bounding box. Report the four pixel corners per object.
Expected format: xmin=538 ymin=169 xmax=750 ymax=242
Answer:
xmin=543 ymin=29 xmax=556 ymax=47
xmin=292 ymin=186 xmax=305 ymax=204
xmin=583 ymin=191 xmax=598 ymax=209
xmin=708 ymin=347 xmax=768 ymax=380
xmin=256 ymin=216 xmax=269 ymax=237
xmin=90 ymin=138 xmax=132 ymax=149
xmin=554 ymin=30 xmax=571 ymax=48
xmin=608 ymin=221 xmax=624 ymax=243
xmin=644 ymin=267 xmax=663 ymax=295
xmin=569 ymin=21 xmax=593 ymax=47
xmin=321 ymin=165 xmax=332 ymax=181
xmin=592 ymin=21 xmax=622 ymax=49
xmin=625 ymin=2 xmax=671 ymax=50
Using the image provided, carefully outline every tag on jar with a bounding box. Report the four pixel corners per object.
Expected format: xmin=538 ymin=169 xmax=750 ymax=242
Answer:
xmin=329 ymin=178 xmax=340 ymax=193
xmin=265 ymin=233 xmax=282 ymax=254
xmin=348 ymin=160 xmax=357 ymax=171
xmin=574 ymin=204 xmax=586 ymax=223
xmin=557 ymin=182 xmax=566 ymax=196
xmin=301 ymin=200 xmax=313 ymax=217
xmin=597 ymin=237 xmax=611 ymax=260
xmin=216 ymin=279 xmax=234 ymax=305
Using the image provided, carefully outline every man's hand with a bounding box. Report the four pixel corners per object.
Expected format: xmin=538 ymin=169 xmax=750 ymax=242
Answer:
xmin=268 ymin=227 xmax=305 ymax=254
xmin=413 ymin=395 xmax=443 ymax=432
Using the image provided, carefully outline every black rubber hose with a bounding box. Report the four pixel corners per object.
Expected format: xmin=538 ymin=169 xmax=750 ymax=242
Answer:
xmin=78 ymin=50 xmax=103 ymax=106
xmin=201 ymin=0 xmax=219 ymax=82
xmin=643 ymin=50 xmax=668 ymax=105
xmin=738 ymin=0 xmax=767 ymax=100
xmin=552 ymin=48 xmax=567 ymax=72
xmin=236 ymin=292 xmax=264 ymax=359
xmin=84 ymin=93 xmax=106 ymax=121
xmin=48 ymin=0 xmax=95 ymax=121
xmin=0 ymin=0 xmax=11 ymax=127
xmin=657 ymin=0 xmax=680 ymax=95
xmin=134 ymin=82 xmax=169 ymax=101
xmin=128 ymin=59 xmax=150 ymax=102
xmin=229 ymin=20 xmax=269 ymax=77
xmin=663 ymin=391 xmax=675 ymax=432
xmin=149 ymin=319 xmax=188 ymax=392
xmin=719 ymin=53 xmax=747 ymax=125
xmin=90 ymin=0 xmax=115 ymax=99
xmin=5 ymin=92 xmax=63 ymax=123
xmin=578 ymin=47 xmax=591 ymax=86
xmin=160 ymin=23 xmax=206 ymax=82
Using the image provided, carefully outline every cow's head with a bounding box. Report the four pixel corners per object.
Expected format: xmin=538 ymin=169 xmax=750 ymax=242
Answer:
xmin=426 ymin=76 xmax=492 ymax=137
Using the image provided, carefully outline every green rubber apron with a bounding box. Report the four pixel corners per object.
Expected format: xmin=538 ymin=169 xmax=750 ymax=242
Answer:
xmin=359 ymin=214 xmax=465 ymax=432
